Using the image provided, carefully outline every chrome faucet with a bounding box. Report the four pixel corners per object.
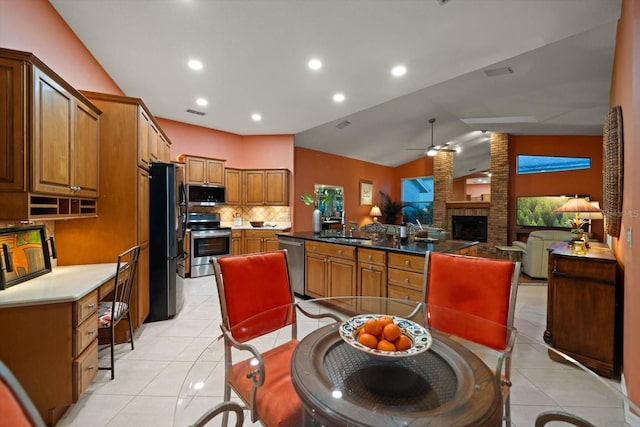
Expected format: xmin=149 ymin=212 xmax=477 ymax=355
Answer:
xmin=341 ymin=211 xmax=346 ymax=236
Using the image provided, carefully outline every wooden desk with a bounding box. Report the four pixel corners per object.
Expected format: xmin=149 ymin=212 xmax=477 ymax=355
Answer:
xmin=0 ymin=264 xmax=117 ymax=426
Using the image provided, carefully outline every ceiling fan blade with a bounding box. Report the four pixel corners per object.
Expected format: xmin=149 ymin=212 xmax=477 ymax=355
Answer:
xmin=406 ymin=148 xmax=428 ymax=151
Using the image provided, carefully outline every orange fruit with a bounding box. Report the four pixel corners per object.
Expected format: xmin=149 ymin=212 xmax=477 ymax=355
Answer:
xmin=378 ymin=316 xmax=394 ymax=329
xmin=364 ymin=318 xmax=383 ymax=336
xmin=358 ymin=332 xmax=378 ymax=349
xmin=383 ymin=323 xmax=402 ymax=341
xmin=377 ymin=339 xmax=397 ymax=352
xmin=395 ymin=334 xmax=412 ymax=351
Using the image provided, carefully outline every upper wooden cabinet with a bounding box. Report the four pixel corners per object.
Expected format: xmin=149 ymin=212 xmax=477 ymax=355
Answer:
xmin=225 ymin=168 xmax=242 ymax=205
xmin=139 ymin=109 xmax=170 ymax=168
xmin=181 ymin=155 xmax=225 ymax=185
xmin=0 ymin=48 xmax=101 ymax=220
xmin=243 ymin=169 xmax=290 ymax=205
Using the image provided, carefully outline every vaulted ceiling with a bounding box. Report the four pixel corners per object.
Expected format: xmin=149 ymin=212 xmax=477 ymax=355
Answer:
xmin=50 ymin=0 xmax=621 ymax=177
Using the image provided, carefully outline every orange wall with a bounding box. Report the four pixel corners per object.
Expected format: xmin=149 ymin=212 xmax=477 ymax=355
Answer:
xmin=509 ymin=135 xmax=605 ymax=241
xmin=294 ymin=147 xmax=395 ymax=231
xmin=0 ymin=0 xmax=122 ymax=95
xmin=610 ymin=0 xmax=639 ymax=408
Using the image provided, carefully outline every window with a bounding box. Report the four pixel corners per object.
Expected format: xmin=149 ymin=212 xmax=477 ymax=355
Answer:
xmin=401 ymin=177 xmax=434 ymax=225
xmin=517 ymin=155 xmax=591 ymax=174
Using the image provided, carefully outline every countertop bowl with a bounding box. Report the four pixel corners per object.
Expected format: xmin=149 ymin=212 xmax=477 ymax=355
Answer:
xmin=339 ymin=314 xmax=432 ymax=361
xmin=249 ymin=221 xmax=264 ymax=227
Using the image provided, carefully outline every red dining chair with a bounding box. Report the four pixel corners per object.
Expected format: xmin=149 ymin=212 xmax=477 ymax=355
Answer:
xmin=0 ymin=361 xmax=46 ymax=427
xmin=212 ymin=250 xmax=337 ymax=427
xmin=423 ymin=251 xmax=520 ymax=427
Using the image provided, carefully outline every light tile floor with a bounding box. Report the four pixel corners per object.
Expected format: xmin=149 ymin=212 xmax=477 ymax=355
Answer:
xmin=57 ymin=278 xmax=632 ymax=427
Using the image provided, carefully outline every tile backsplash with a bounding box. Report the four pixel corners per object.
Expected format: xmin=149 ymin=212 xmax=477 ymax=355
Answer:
xmin=194 ymin=206 xmax=291 ymax=223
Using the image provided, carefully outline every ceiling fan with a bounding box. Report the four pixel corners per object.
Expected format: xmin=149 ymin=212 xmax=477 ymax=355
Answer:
xmin=407 ymin=118 xmax=458 ymax=157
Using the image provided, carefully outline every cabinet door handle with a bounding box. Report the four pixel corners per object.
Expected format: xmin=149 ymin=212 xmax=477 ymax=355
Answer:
xmin=338 ymin=249 xmax=343 ymax=255
xmin=404 ymin=260 xmax=410 ymax=266
xmin=368 ymin=265 xmax=373 ymax=270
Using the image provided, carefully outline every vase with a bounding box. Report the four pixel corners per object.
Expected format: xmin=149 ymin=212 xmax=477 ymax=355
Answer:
xmin=312 ymin=208 xmax=322 ymax=233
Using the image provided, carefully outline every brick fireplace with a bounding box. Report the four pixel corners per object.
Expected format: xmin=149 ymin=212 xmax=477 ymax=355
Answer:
xmin=433 ymin=133 xmax=509 ymax=253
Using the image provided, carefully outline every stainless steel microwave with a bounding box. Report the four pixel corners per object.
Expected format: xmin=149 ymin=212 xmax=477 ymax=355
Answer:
xmin=187 ymin=184 xmax=226 ymax=206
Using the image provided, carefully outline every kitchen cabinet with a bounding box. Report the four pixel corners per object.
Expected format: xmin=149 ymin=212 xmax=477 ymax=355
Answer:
xmin=182 ymin=155 xmax=225 ymax=185
xmin=0 ymin=49 xmax=101 ymax=220
xmin=243 ymin=229 xmax=279 ymax=254
xmin=544 ymin=242 xmax=620 ymax=378
xmin=357 ymin=248 xmax=387 ymax=313
xmin=231 ymin=229 xmax=243 ymax=255
xmin=225 ymin=168 xmax=242 ymax=205
xmin=243 ymin=169 xmax=290 ymax=205
xmin=305 ymin=241 xmax=356 ymax=312
xmin=387 ymin=252 xmax=425 ymax=311
xmin=55 ymin=91 xmax=171 ymax=331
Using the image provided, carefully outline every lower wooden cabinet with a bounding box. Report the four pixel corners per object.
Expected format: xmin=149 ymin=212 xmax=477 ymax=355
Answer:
xmin=387 ymin=252 xmax=425 ymax=314
xmin=305 ymin=241 xmax=357 ymax=312
xmin=243 ymin=229 xmax=279 ymax=254
xmin=357 ymin=248 xmax=387 ymax=313
xmin=544 ymin=242 xmax=620 ymax=378
xmin=231 ymin=229 xmax=242 ymax=255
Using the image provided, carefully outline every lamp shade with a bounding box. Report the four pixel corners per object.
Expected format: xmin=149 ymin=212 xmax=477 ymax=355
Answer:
xmin=553 ymin=197 xmax=602 ymax=214
xmin=369 ymin=205 xmax=382 ymax=218
xmin=578 ymin=201 xmax=604 ymax=220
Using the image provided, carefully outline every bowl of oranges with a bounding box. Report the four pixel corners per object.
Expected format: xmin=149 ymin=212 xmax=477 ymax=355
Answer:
xmin=339 ymin=314 xmax=432 ymax=360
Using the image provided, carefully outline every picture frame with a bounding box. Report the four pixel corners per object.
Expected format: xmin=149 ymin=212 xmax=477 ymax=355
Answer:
xmin=359 ymin=180 xmax=373 ymax=205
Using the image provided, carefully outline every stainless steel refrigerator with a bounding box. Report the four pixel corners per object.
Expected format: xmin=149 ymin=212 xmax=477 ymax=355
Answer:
xmin=147 ymin=162 xmax=186 ymax=322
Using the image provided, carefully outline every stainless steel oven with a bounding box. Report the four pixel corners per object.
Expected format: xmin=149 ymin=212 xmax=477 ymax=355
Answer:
xmin=187 ymin=213 xmax=231 ymax=278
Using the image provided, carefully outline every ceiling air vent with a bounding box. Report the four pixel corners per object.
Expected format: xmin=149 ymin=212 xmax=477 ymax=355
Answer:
xmin=335 ymin=120 xmax=351 ymax=129
xmin=437 ymin=0 xmax=453 ymax=5
xmin=484 ymin=67 xmax=514 ymax=77
xmin=186 ymin=109 xmax=206 ymax=116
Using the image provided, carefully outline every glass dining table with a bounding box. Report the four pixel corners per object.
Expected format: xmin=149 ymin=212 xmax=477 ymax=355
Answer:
xmin=174 ymin=296 xmax=638 ymax=427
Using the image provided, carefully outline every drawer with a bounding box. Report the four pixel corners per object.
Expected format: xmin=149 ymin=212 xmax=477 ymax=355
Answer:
xmin=452 ymin=245 xmax=478 ymax=256
xmin=357 ymin=248 xmax=386 ymax=266
xmin=388 ymin=268 xmax=424 ymax=292
xmin=231 ymin=229 xmax=242 ymax=238
xmin=388 ymin=252 xmax=425 ymax=273
xmin=244 ymin=229 xmax=277 ymax=238
xmin=74 ymin=290 xmax=98 ymax=326
xmin=73 ymin=339 xmax=98 ymax=401
xmin=387 ymin=284 xmax=423 ymax=303
xmin=98 ymin=277 xmax=115 ymax=300
xmin=305 ymin=241 xmax=355 ymax=260
xmin=74 ymin=312 xmax=98 ymax=357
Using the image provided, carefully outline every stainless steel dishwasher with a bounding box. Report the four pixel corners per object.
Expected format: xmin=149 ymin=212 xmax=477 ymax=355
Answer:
xmin=278 ymin=235 xmax=305 ymax=296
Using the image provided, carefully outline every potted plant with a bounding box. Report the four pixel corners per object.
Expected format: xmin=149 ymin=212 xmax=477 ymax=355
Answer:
xmin=568 ymin=217 xmax=586 ymax=240
xmin=378 ymin=191 xmax=405 ymax=224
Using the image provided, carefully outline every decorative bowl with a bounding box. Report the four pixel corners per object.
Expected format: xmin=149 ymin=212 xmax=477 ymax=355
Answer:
xmin=339 ymin=314 xmax=432 ymax=361
xmin=249 ymin=221 xmax=264 ymax=227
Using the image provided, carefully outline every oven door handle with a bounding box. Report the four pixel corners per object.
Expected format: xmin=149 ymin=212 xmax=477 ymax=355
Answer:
xmin=173 ymin=250 xmax=188 ymax=261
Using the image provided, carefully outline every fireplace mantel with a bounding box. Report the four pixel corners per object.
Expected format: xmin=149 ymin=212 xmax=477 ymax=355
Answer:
xmin=446 ymin=201 xmax=491 ymax=209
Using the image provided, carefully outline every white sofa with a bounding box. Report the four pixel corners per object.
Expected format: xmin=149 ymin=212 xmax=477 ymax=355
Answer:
xmin=512 ymin=230 xmax=574 ymax=279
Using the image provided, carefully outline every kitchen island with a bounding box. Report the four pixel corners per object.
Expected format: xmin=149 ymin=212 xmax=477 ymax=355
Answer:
xmin=278 ymin=231 xmax=478 ymax=305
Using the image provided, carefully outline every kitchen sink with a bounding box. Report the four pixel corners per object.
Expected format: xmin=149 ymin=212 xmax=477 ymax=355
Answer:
xmin=318 ymin=236 xmax=372 ymax=244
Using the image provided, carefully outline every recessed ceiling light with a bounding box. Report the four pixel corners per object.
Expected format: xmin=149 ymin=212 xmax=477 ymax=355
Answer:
xmin=251 ymin=113 xmax=262 ymax=122
xmin=308 ymin=58 xmax=322 ymax=70
xmin=391 ymin=65 xmax=407 ymax=77
xmin=333 ymin=93 xmax=345 ymax=103
xmin=195 ymin=98 xmax=208 ymax=107
xmin=188 ymin=59 xmax=203 ymax=70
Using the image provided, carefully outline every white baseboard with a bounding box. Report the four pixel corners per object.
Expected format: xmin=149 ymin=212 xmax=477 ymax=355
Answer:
xmin=621 ymin=374 xmax=640 ymax=426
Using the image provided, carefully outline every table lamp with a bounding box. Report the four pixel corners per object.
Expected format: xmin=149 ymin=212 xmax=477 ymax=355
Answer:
xmin=553 ymin=195 xmax=602 ymax=236
xmin=369 ymin=205 xmax=382 ymax=222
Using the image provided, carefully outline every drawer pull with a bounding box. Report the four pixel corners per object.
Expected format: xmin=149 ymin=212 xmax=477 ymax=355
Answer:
xmin=368 ymin=255 xmax=372 ymax=260
xmin=87 ymin=329 xmax=96 ymax=335
xmin=338 ymin=249 xmax=342 ymax=255
xmin=404 ymin=278 xmax=410 ymax=283
xmin=88 ymin=365 xmax=95 ymax=371
xmin=87 ymin=303 xmax=96 ymax=309
xmin=404 ymin=295 xmax=410 ymax=300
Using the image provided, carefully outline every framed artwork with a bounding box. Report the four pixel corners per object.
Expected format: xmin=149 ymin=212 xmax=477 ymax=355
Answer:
xmin=359 ymin=180 xmax=373 ymax=205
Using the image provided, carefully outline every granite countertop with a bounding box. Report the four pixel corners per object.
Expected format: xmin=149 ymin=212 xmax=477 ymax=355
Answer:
xmin=0 ymin=263 xmax=117 ymax=308
xmin=222 ymin=222 xmax=291 ymax=231
xmin=277 ymin=231 xmax=478 ymax=256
